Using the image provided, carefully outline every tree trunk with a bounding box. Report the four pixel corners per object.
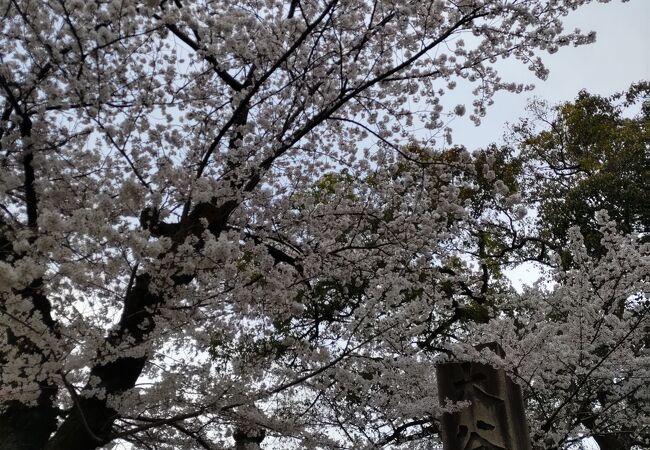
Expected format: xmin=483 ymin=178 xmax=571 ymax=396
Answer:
xmin=45 ymin=201 xmax=238 ymax=449
xmin=0 ymin=400 xmax=58 ymax=450
xmin=592 ymin=434 xmax=633 ymax=450
xmin=0 ymin=229 xmax=59 ymax=450
xmin=44 ymin=274 xmax=156 ymax=450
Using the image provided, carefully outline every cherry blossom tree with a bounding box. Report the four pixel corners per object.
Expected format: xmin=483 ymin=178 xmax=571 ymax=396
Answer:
xmin=0 ymin=1 xmax=643 ymax=449
xmin=500 ymin=87 xmax=650 ymax=450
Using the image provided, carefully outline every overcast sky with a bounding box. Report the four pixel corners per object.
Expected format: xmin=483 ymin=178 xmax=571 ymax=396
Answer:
xmin=449 ymin=0 xmax=650 ymax=150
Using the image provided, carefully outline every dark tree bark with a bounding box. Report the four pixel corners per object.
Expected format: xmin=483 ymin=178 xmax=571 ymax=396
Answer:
xmin=592 ymin=434 xmax=634 ymax=450
xmin=42 ymin=200 xmax=239 ymax=450
xmin=0 ymin=111 xmax=60 ymax=450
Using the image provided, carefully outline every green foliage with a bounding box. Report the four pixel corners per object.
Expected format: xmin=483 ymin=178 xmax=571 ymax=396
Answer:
xmin=466 ymin=145 xmax=523 ymax=215
xmin=456 ymin=302 xmax=490 ymax=323
xmin=311 ymin=170 xmax=358 ymax=203
xmin=518 ymin=83 xmax=650 ymax=262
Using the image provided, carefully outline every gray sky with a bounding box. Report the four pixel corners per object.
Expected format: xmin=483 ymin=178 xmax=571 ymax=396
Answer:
xmin=450 ymin=0 xmax=650 ymax=150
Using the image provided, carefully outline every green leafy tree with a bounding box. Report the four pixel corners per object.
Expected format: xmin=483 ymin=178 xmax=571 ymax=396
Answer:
xmin=516 ymin=83 xmax=650 ymax=264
